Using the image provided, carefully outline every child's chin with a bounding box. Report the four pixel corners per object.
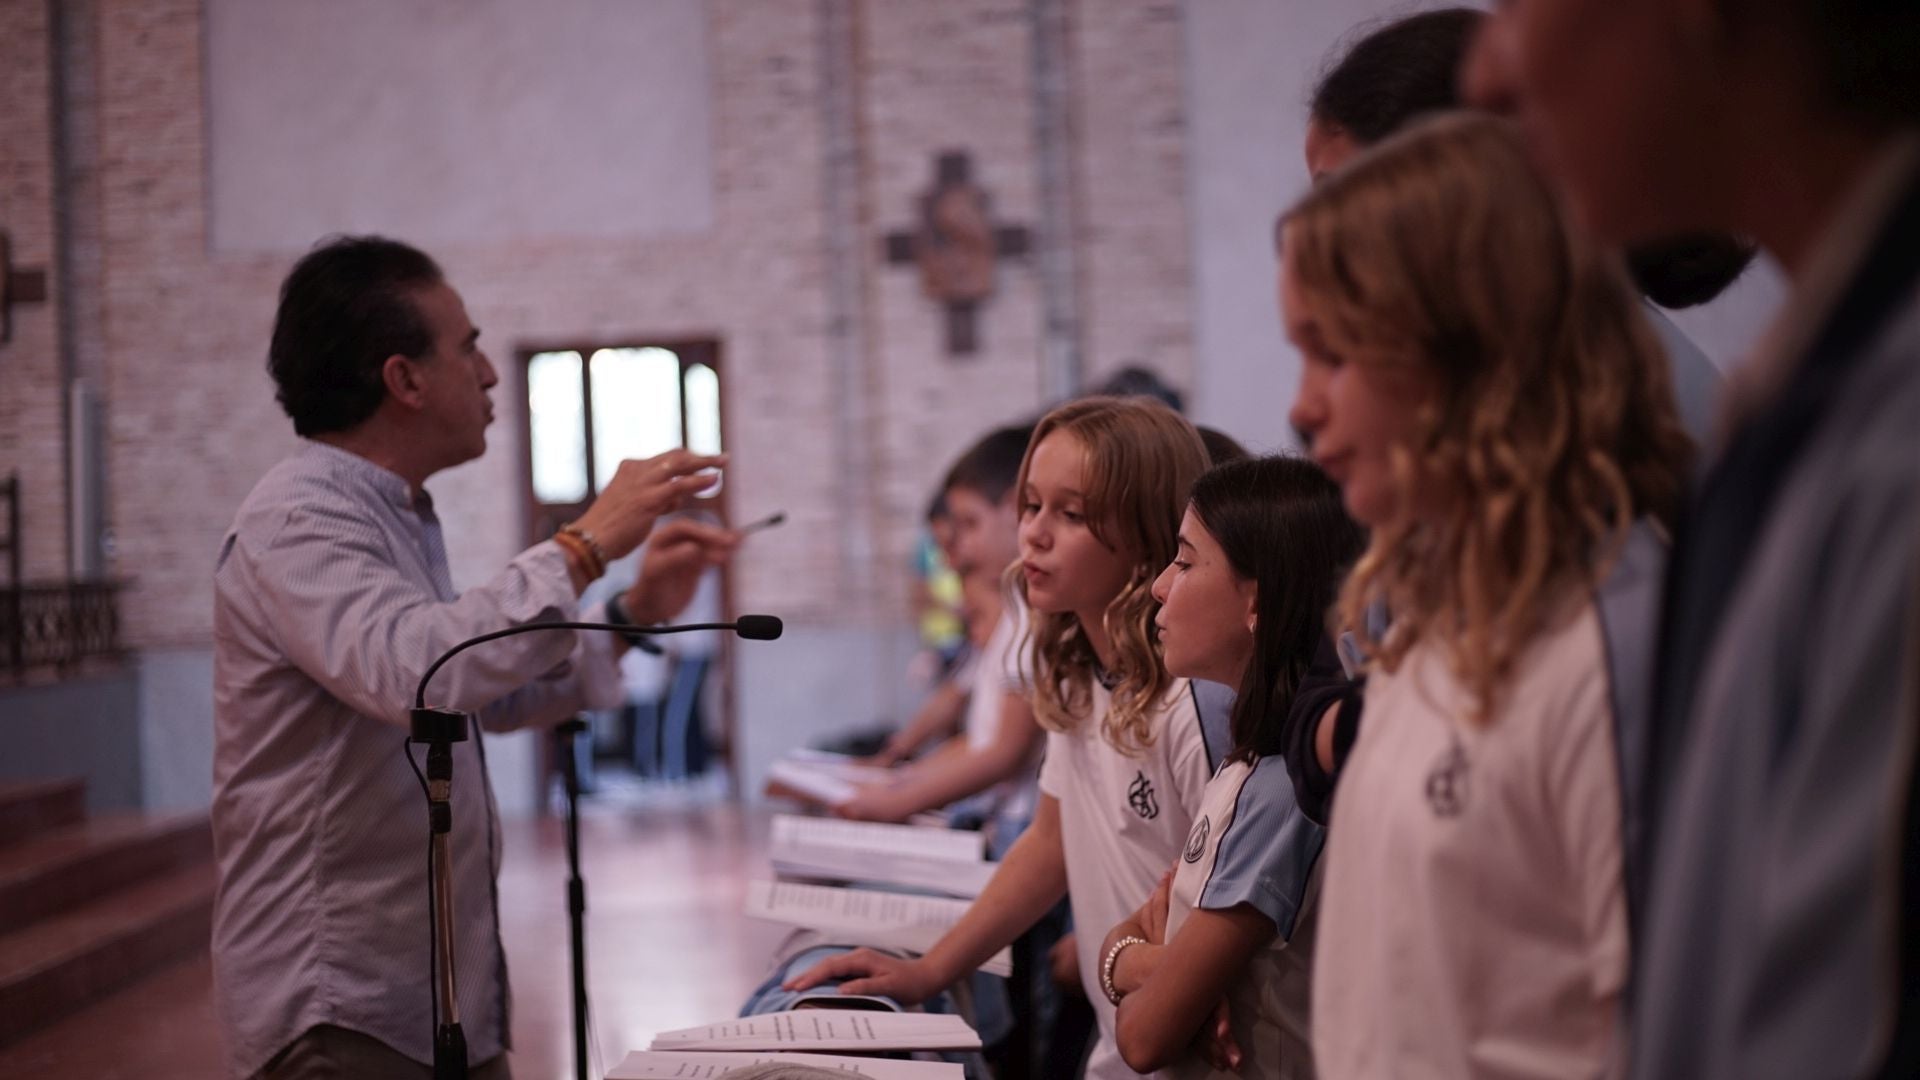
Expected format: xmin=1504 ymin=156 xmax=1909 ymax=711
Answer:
xmin=1025 ymin=588 xmax=1067 ymax=614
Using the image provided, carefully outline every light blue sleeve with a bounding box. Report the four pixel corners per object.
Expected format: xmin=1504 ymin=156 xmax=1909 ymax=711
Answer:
xmin=1194 ymin=756 xmax=1326 ymax=939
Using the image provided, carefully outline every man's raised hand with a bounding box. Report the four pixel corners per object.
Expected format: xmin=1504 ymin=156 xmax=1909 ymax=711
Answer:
xmin=574 ymin=449 xmax=726 ymax=559
xmin=623 ymin=517 xmax=742 ymax=626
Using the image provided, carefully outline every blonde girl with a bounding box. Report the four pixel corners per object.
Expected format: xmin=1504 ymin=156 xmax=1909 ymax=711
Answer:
xmin=788 ymin=397 xmax=1217 ymax=1080
xmin=1281 ymin=113 xmax=1691 ymax=1078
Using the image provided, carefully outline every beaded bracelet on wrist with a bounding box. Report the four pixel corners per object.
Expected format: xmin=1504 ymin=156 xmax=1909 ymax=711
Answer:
xmin=556 ymin=522 xmax=609 ymax=576
xmin=1101 ymin=934 xmax=1148 ymax=1006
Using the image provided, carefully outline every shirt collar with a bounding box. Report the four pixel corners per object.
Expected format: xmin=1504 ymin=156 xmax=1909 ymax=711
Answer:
xmin=299 ymin=439 xmax=425 ymax=513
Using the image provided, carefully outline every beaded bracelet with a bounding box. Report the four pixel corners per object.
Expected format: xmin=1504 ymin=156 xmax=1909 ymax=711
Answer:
xmin=556 ymin=522 xmax=606 ymax=572
xmin=1101 ymin=934 xmax=1148 ymax=1006
xmin=552 ymin=528 xmax=604 ymax=580
xmin=557 ymin=522 xmax=609 ymax=575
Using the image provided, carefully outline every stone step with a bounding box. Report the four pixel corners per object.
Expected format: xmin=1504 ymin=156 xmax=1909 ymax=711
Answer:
xmin=0 ymin=813 xmax=211 ymax=936
xmin=0 ymin=862 xmax=214 ymax=1049
xmin=0 ymin=778 xmax=86 ymax=850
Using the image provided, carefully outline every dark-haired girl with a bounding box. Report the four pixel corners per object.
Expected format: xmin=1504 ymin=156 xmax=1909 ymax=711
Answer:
xmin=1099 ymin=456 xmax=1363 ymax=1080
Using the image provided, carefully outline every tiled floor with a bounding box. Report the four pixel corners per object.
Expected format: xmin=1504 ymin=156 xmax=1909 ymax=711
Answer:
xmin=0 ymin=797 xmax=789 ymax=1080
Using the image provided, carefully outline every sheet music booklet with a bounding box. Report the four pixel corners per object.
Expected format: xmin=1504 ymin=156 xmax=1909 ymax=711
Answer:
xmin=647 ymin=1009 xmax=981 ymax=1053
xmin=766 ymin=815 xmax=996 ymax=899
xmin=744 ymin=879 xmax=1012 ymax=977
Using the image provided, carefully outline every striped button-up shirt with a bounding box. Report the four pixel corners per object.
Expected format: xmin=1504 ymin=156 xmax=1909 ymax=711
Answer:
xmin=210 ymin=441 xmax=619 ymax=1077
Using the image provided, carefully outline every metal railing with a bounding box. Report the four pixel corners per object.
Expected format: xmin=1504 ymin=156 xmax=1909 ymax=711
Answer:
xmin=0 ymin=474 xmax=123 ymax=677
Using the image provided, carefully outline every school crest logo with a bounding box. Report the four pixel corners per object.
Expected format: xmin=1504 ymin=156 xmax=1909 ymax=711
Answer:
xmin=1128 ymin=770 xmax=1159 ymax=820
xmin=1183 ymin=816 xmax=1210 ymax=863
xmin=1425 ymin=737 xmax=1470 ymax=818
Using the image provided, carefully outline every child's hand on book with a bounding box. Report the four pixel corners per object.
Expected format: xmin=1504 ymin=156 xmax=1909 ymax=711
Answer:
xmin=781 ymin=947 xmax=942 ymax=1006
xmin=832 ymin=784 xmax=914 ymax=823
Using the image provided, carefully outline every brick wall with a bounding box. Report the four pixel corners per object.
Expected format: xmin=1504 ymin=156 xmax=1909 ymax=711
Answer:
xmin=1072 ymin=0 xmax=1195 ymax=392
xmin=0 ymin=0 xmax=68 ymax=582
xmin=88 ymin=0 xmax=845 ymax=645
xmin=55 ymin=0 xmax=1194 ymax=650
xmin=862 ymin=0 xmax=1051 ymax=617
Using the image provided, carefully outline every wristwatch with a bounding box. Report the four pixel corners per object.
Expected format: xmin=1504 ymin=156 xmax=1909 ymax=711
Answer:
xmin=603 ymin=591 xmax=663 ymax=654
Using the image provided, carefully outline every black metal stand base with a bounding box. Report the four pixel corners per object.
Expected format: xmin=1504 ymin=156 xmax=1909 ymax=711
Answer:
xmin=434 ymin=1022 xmax=468 ymax=1080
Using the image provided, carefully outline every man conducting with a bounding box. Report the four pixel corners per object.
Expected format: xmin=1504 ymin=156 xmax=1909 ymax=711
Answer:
xmin=210 ymin=235 xmax=738 ymax=1078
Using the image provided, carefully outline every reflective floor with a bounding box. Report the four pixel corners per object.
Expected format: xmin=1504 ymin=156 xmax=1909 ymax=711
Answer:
xmin=0 ymin=795 xmax=787 ymax=1080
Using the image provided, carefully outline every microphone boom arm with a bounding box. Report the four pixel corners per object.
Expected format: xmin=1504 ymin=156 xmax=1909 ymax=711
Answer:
xmin=413 ymin=619 xmax=778 ymax=711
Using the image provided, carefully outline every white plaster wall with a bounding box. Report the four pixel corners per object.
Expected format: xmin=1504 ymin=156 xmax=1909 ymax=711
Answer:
xmin=1184 ymin=0 xmax=1385 ymax=451
xmin=733 ymin=624 xmax=924 ymax=803
xmin=1183 ymin=1 xmax=1791 ymax=452
xmin=203 ymin=0 xmax=712 ymax=252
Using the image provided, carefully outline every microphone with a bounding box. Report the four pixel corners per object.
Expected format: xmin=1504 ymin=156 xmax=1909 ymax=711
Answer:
xmin=734 ymin=613 xmax=783 ymax=641
xmin=402 ymin=613 xmax=782 ymax=1079
xmin=413 ymin=616 xmax=784 ymax=709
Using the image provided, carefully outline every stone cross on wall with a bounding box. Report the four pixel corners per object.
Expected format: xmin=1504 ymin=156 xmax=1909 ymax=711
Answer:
xmin=883 ymin=150 xmax=1032 ymax=355
xmin=0 ymin=230 xmax=49 ymax=346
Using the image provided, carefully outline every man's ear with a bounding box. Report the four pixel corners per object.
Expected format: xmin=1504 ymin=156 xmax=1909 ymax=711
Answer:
xmin=381 ymin=354 xmax=426 ymax=410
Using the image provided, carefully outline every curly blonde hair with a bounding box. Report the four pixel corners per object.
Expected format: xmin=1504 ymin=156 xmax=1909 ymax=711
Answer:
xmin=1014 ymin=397 xmax=1210 ymax=754
xmin=1280 ymin=113 xmax=1693 ymax=722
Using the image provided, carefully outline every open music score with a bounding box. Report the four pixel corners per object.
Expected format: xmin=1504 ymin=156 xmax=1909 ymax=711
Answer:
xmin=648 ymin=1009 xmax=981 ymax=1053
xmin=608 ymin=1051 xmax=963 ymax=1077
xmin=744 ymin=880 xmax=1013 ymax=977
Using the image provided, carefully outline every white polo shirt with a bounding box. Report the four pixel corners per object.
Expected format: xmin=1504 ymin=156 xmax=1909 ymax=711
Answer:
xmin=1313 ymin=600 xmax=1628 ymax=1079
xmin=1039 ymin=677 xmax=1216 ymax=1080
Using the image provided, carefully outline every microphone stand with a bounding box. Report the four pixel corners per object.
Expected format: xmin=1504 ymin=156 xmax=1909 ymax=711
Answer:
xmin=555 ymin=717 xmax=590 ymax=1080
xmin=410 ymin=616 xmax=781 ymax=1080
xmin=410 ymin=704 xmax=471 ymax=1080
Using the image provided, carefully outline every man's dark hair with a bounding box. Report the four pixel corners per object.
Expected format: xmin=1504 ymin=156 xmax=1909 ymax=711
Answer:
xmin=1187 ymin=456 xmax=1365 ymax=762
xmin=1309 ymin=8 xmax=1754 ymax=305
xmin=1309 ymin=8 xmax=1484 ymax=145
xmin=943 ymin=423 xmax=1035 ymax=506
xmin=268 ymin=235 xmax=444 ymax=437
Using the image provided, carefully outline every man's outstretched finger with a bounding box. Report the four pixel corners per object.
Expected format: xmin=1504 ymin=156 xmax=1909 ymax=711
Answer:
xmin=655 ymin=450 xmax=727 ymax=479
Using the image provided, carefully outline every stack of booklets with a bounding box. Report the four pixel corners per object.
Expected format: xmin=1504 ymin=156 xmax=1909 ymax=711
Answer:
xmin=607 ymin=1051 xmax=964 ymax=1077
xmin=607 ymin=1010 xmax=978 ymax=1077
xmin=742 ymin=880 xmax=1012 ymax=977
xmin=766 ymin=815 xmax=997 ymax=899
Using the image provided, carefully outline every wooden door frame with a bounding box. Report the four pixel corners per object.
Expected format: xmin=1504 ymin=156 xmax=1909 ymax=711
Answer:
xmin=512 ymin=338 xmax=740 ymax=797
